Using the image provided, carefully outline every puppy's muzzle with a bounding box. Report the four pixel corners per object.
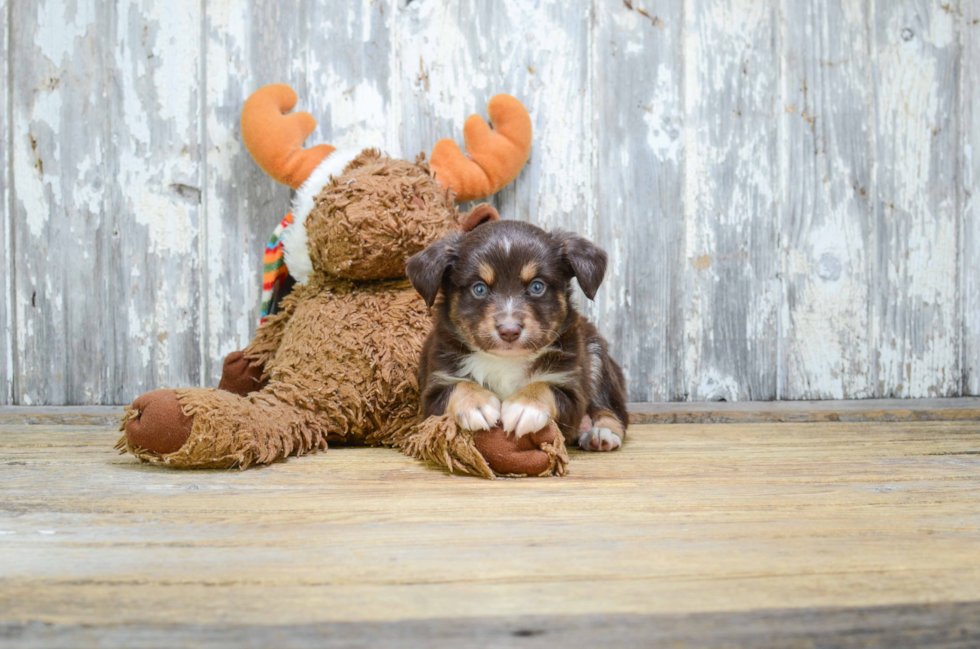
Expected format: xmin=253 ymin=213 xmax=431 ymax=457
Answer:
xmin=497 ymin=323 xmax=523 ymax=343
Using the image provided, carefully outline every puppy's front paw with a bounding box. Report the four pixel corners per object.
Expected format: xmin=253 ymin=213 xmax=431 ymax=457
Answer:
xmin=451 ymin=389 xmax=501 ymax=432
xmin=578 ymin=427 xmax=622 ymax=452
xmin=501 ymin=399 xmax=552 ymax=438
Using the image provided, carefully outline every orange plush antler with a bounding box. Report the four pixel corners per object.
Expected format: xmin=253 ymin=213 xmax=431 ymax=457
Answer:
xmin=241 ymin=84 xmax=335 ymax=189
xmin=429 ymin=95 xmax=532 ymax=202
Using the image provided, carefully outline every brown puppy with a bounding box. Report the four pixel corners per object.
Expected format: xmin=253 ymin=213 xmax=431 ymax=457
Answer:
xmin=407 ymin=217 xmax=628 ymax=451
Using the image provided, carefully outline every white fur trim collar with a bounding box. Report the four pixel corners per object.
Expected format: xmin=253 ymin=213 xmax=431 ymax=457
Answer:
xmin=281 ymin=147 xmax=362 ymax=284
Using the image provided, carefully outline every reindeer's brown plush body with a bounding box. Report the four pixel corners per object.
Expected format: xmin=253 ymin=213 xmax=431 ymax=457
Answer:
xmin=117 ymin=85 xmax=568 ymax=478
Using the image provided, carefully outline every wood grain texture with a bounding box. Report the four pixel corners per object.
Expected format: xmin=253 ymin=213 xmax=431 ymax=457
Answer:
xmin=682 ymin=0 xmax=780 ymax=401
xmin=962 ymin=4 xmax=980 ymax=396
xmin=305 ymin=0 xmax=394 ymax=157
xmin=4 ymin=396 xmax=980 ymax=426
xmin=0 ymin=405 xmax=123 ymax=426
xmin=393 ymin=0 xmax=593 ymax=238
xmin=872 ymin=0 xmax=960 ymax=398
xmin=1 ymin=420 xmax=979 ymax=638
xmin=592 ymin=1 xmax=685 ymax=402
xmin=107 ymin=0 xmax=204 ymax=401
xmin=11 ymin=0 xmax=111 ymax=405
xmin=5 ymin=603 xmax=980 ymax=649
xmin=4 ymin=0 xmax=977 ymax=404
xmin=0 ymin=0 xmax=9 ymax=405
xmin=627 ymin=396 xmax=980 ymax=424
xmin=779 ymin=0 xmax=875 ymax=400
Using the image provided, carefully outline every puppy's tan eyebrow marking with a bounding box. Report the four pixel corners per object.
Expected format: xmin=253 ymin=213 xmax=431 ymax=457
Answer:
xmin=478 ymin=262 xmax=495 ymax=284
xmin=520 ymin=261 xmax=539 ymax=283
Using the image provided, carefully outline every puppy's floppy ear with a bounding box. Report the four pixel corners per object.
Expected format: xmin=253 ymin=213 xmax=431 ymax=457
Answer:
xmin=553 ymin=231 xmax=607 ymax=300
xmin=460 ymin=203 xmax=499 ymax=233
xmin=407 ymin=233 xmax=463 ymax=307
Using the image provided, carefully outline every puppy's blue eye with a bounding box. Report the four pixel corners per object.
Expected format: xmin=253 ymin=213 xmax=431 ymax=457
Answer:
xmin=471 ymin=281 xmax=488 ymax=298
xmin=529 ymin=279 xmax=546 ymax=296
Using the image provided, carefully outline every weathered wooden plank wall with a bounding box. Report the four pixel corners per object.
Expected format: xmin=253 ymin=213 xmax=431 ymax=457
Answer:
xmin=684 ymin=0 xmax=781 ymax=402
xmin=964 ymin=1 xmax=980 ymax=396
xmin=593 ymin=1 xmax=684 ymax=402
xmin=13 ymin=0 xmax=109 ymax=405
xmin=875 ymin=2 xmax=960 ymax=398
xmin=4 ymin=0 xmax=978 ymax=405
xmin=1 ymin=0 xmax=9 ymax=405
xmin=780 ymin=0 xmax=875 ymax=400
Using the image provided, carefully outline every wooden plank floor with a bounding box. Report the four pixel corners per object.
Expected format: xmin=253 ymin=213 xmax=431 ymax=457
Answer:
xmin=2 ymin=419 xmax=980 ymax=647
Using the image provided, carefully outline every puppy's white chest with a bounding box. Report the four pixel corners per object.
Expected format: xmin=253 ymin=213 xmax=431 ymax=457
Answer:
xmin=458 ymin=352 xmax=533 ymax=399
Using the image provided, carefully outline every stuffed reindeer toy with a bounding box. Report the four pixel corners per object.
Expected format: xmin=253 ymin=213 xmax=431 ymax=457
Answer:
xmin=117 ymin=84 xmax=568 ymax=478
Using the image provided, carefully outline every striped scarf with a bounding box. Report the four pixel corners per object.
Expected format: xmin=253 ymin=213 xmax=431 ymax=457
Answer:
xmin=259 ymin=212 xmax=294 ymax=325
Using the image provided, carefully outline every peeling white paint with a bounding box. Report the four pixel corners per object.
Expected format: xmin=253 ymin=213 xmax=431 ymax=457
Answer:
xmin=397 ymin=2 xmax=489 ymax=124
xmin=872 ymin=1 xmax=959 ymax=397
xmin=697 ymin=368 xmax=741 ymax=402
xmin=643 ymin=67 xmax=682 ymax=163
xmin=73 ymin=150 xmax=103 ymax=214
xmin=682 ymin=0 xmax=779 ymax=401
xmin=149 ymin=4 xmax=199 ymax=137
xmin=14 ymin=118 xmax=51 ymax=239
xmin=34 ymin=0 xmax=95 ymax=64
xmin=312 ymin=73 xmax=389 ymax=152
xmin=129 ymin=187 xmax=195 ymax=256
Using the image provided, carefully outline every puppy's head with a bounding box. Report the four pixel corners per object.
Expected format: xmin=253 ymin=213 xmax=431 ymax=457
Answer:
xmin=407 ymin=216 xmax=607 ymax=357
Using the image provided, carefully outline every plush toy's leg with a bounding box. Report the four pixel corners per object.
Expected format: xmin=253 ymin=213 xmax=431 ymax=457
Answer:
xmin=211 ymin=288 xmax=301 ymax=397
xmin=117 ymin=387 xmax=329 ymax=469
xmin=217 ymin=351 xmax=268 ymax=396
xmin=397 ymin=415 xmax=568 ymax=479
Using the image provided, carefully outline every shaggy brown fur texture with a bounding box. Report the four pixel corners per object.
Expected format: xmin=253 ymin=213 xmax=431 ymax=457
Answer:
xmin=399 ymin=416 xmax=569 ymax=478
xmin=118 ymin=151 xmax=563 ymax=478
xmin=310 ymin=152 xmax=456 ymax=281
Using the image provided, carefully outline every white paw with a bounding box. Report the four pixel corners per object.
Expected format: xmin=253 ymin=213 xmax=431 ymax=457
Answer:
xmin=501 ymin=400 xmax=551 ymax=437
xmin=454 ymin=395 xmax=501 ymax=431
xmin=578 ymin=427 xmax=622 ymax=452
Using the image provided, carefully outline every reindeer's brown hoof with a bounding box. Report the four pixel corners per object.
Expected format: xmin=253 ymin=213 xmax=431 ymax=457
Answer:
xmin=473 ymin=422 xmax=560 ymax=476
xmin=125 ymin=390 xmax=195 ymax=455
xmin=217 ymin=351 xmax=267 ymax=397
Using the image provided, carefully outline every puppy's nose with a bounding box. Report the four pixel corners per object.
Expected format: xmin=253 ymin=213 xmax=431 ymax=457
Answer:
xmin=497 ymin=323 xmax=523 ymax=343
